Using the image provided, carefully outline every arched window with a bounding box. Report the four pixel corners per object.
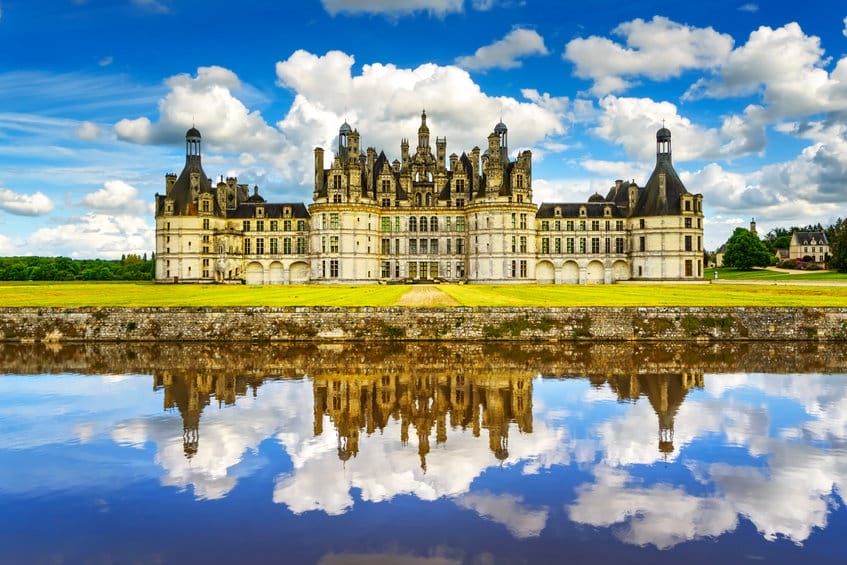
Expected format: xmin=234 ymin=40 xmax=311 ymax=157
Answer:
xmin=426 ymin=193 xmax=432 ymax=206
xmin=419 ymin=216 xmax=428 ymax=232
xmin=430 ymin=217 xmax=438 ymax=231
xmin=415 ymin=193 xmax=422 ymax=206
xmin=409 ymin=216 xmax=417 ymax=231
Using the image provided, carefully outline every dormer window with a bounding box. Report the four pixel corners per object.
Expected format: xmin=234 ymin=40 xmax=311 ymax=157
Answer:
xmin=284 ymin=207 xmax=291 ymax=217
xmin=604 ymin=207 xmax=611 ymax=217
xmin=554 ymin=207 xmax=561 ymax=217
xmin=579 ymin=207 xmax=586 ymax=217
xmin=256 ymin=206 xmax=264 ymax=218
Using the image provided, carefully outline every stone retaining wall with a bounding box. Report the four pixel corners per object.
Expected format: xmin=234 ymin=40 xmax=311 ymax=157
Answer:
xmin=1 ymin=306 xmax=846 ymax=341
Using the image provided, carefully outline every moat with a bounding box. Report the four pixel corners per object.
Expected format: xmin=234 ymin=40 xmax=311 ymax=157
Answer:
xmin=1 ymin=341 xmax=845 ymax=564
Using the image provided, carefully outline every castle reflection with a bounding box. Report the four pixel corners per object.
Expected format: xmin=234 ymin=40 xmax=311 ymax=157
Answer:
xmin=1 ymin=340 xmax=841 ymax=465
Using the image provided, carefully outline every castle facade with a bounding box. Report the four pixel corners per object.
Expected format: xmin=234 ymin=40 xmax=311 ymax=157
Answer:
xmin=154 ymin=113 xmax=704 ymax=284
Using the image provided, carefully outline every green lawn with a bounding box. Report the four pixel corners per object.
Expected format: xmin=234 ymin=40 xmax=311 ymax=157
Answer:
xmin=2 ymin=280 xmax=847 ymax=307
xmin=706 ymin=267 xmax=847 ymax=281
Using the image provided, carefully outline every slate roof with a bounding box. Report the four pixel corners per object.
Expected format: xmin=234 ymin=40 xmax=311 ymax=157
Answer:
xmin=536 ymin=202 xmax=625 ymax=219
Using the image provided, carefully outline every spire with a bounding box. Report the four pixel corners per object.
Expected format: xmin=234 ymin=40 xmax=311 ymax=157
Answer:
xmin=417 ymin=109 xmax=430 ymax=150
xmin=656 ymin=125 xmax=671 ymax=162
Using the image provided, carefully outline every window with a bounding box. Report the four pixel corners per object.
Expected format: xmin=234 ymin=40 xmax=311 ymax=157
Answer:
xmin=579 ymin=220 xmax=586 ymax=231
xmin=511 ymin=260 xmax=517 ymax=278
xmin=685 ymin=217 xmax=692 ymax=229
xmin=321 ymin=237 xmax=326 ymax=253
xmin=333 ymin=175 xmax=341 ymax=189
xmin=520 ymin=214 xmax=527 ymax=229
xmin=579 ymin=238 xmax=586 ymax=253
xmin=419 ymin=216 xmax=428 ymax=232
xmin=685 ymin=235 xmax=692 ymax=251
xmin=456 ymin=238 xmax=465 ymax=254
xmin=284 ymin=238 xmax=292 ymax=254
xmin=420 ymin=262 xmax=428 ymax=279
xmin=520 ymin=260 xmax=527 ymax=278
xmin=639 ymin=236 xmax=646 ymax=251
xmin=541 ymin=221 xmax=550 ymax=231
xmin=382 ymin=198 xmax=391 ymax=208
xmin=256 ymin=220 xmax=265 ymax=232
xmin=202 ymin=219 xmax=209 ymax=230
xmin=420 ymin=239 xmax=428 ymax=254
xmin=640 ymin=218 xmax=645 ymax=229
xmin=566 ymin=220 xmax=574 ymax=231
xmin=456 ymin=217 xmax=465 ymax=231
xmin=382 ymin=217 xmax=391 ymax=232
xmin=605 ymin=238 xmax=611 ymax=254
xmin=511 ymin=236 xmax=517 ymax=253
xmin=329 ymin=214 xmax=339 ymax=229
xmin=256 ymin=238 xmax=265 ymax=254
xmin=409 ymin=217 xmax=417 ymax=231
xmin=409 ymin=262 xmax=418 ymax=279
xmin=270 ymin=220 xmax=278 ymax=231
xmin=616 ymin=220 xmax=624 ymax=231
xmin=270 ymin=238 xmax=278 ymax=255
xmin=685 ymin=200 xmax=691 ymax=211
xmin=541 ymin=238 xmax=550 ymax=253
xmin=430 ymin=217 xmax=438 ymax=232
xmin=430 ymin=262 xmax=438 ymax=278
xmin=330 ymin=236 xmax=339 ymax=253
xmin=555 ymin=220 xmax=561 ymax=231
xmin=591 ymin=220 xmax=600 ymax=231
xmin=382 ymin=238 xmax=391 ymax=254
xmin=244 ymin=239 xmax=251 ymax=254
xmin=283 ymin=220 xmax=292 ymax=232
xmin=520 ymin=236 xmax=527 ymax=253
xmin=202 ymin=200 xmax=209 ymax=213
xmin=456 ymin=199 xmax=465 ymax=208
xmin=615 ymin=237 xmax=625 ymax=253
xmin=297 ymin=237 xmax=306 ymax=254
xmin=409 ymin=239 xmax=417 ymax=254
xmin=381 ymin=261 xmax=391 ymax=278
xmin=591 ymin=237 xmax=600 ymax=254
xmin=566 ymin=238 xmax=574 ymax=253
xmin=243 ymin=221 xmax=250 ymax=232
xmin=330 ymin=259 xmax=339 ymax=278
xmin=685 ymin=260 xmax=693 ymax=277
xmin=298 ymin=220 xmax=306 ymax=231
xmin=446 ymin=239 xmax=452 ymax=254
xmin=554 ymin=238 xmax=561 ymax=254
xmin=511 ymin=213 xmax=516 ymax=229
xmin=381 ymin=179 xmax=391 ymax=193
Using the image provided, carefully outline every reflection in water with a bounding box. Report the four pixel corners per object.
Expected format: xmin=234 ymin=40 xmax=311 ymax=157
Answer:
xmin=0 ymin=341 xmax=845 ymax=563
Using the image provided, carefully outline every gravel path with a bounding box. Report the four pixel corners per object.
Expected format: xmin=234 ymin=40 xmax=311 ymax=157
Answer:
xmin=395 ymin=285 xmax=460 ymax=306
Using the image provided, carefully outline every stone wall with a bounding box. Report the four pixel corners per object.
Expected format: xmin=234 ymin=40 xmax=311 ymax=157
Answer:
xmin=1 ymin=306 xmax=846 ymax=341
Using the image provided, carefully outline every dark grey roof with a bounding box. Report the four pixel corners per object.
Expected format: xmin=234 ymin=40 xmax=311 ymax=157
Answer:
xmin=494 ymin=121 xmax=508 ymax=134
xmin=632 ymin=154 xmax=689 ymax=216
xmin=168 ymin=155 xmax=214 ymax=215
xmin=536 ymin=202 xmax=625 ymax=219
xmin=794 ymin=231 xmax=828 ymax=245
xmin=604 ymin=181 xmax=637 ymax=208
xmin=228 ymin=202 xmax=310 ymax=219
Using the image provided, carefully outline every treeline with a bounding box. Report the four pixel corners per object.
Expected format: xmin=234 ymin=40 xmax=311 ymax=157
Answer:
xmin=0 ymin=254 xmax=154 ymax=281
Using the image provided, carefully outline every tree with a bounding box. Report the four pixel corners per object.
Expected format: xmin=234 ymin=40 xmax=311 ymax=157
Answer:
xmin=722 ymin=228 xmax=773 ymax=270
xmin=828 ymin=218 xmax=847 ymax=272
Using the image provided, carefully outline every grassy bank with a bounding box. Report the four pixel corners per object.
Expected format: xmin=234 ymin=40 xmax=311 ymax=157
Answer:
xmin=706 ymin=267 xmax=847 ymax=281
xmin=2 ymin=280 xmax=847 ymax=307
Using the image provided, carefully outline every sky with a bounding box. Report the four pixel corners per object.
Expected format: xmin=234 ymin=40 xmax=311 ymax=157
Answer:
xmin=0 ymin=0 xmax=846 ymax=258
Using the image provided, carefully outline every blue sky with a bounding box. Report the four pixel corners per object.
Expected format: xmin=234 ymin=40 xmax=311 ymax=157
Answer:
xmin=0 ymin=0 xmax=846 ymax=257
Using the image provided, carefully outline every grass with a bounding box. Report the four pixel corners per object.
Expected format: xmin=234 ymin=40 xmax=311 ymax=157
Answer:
xmin=2 ymin=280 xmax=847 ymax=307
xmin=706 ymin=267 xmax=847 ymax=281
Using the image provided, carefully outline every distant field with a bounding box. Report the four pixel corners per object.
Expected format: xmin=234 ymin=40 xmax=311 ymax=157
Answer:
xmin=706 ymin=267 xmax=847 ymax=281
xmin=2 ymin=280 xmax=847 ymax=307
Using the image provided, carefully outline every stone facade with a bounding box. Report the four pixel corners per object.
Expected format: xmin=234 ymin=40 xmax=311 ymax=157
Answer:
xmin=2 ymin=307 xmax=847 ymax=342
xmin=154 ymin=116 xmax=704 ymax=284
xmin=789 ymin=230 xmax=830 ymax=265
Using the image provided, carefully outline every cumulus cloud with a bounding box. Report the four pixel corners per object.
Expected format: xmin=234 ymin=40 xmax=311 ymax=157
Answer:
xmin=27 ymin=213 xmax=152 ymax=259
xmin=563 ymin=16 xmax=733 ymax=95
xmin=321 ymin=0 xmax=463 ymax=17
xmin=80 ymin=180 xmax=148 ymax=213
xmin=684 ymin=23 xmax=847 ymax=119
xmin=455 ymin=492 xmax=548 ymax=538
xmin=276 ymin=50 xmax=568 ymax=183
xmin=592 ymin=95 xmax=722 ymax=161
xmin=0 ymin=187 xmax=55 ymax=216
xmin=75 ymin=120 xmax=101 ymax=140
xmin=455 ymin=28 xmax=548 ymax=71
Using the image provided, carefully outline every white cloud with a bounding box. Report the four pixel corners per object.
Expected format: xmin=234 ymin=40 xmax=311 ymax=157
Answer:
xmin=0 ymin=233 xmax=11 ymax=253
xmin=592 ymin=95 xmax=722 ymax=161
xmin=75 ymin=120 xmax=101 ymax=140
xmin=456 ymin=28 xmax=548 ymax=71
xmin=132 ymin=0 xmax=169 ymax=14
xmin=738 ymin=3 xmax=758 ymax=12
xmin=276 ymin=50 xmax=568 ymax=183
xmin=27 ymin=213 xmax=152 ymax=259
xmin=563 ymin=16 xmax=733 ymax=95
xmin=843 ymin=16 xmax=847 ymax=38
xmin=684 ymin=23 xmax=847 ymax=119
xmin=0 ymin=187 xmax=54 ymax=216
xmin=321 ymin=0 xmax=463 ymax=17
xmin=81 ymin=180 xmax=147 ymax=213
xmin=455 ymin=492 xmax=548 ymax=538
xmin=98 ymin=56 xmax=113 ymax=67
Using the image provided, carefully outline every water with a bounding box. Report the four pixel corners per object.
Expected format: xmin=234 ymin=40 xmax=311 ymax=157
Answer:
xmin=0 ymin=342 xmax=845 ymax=564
